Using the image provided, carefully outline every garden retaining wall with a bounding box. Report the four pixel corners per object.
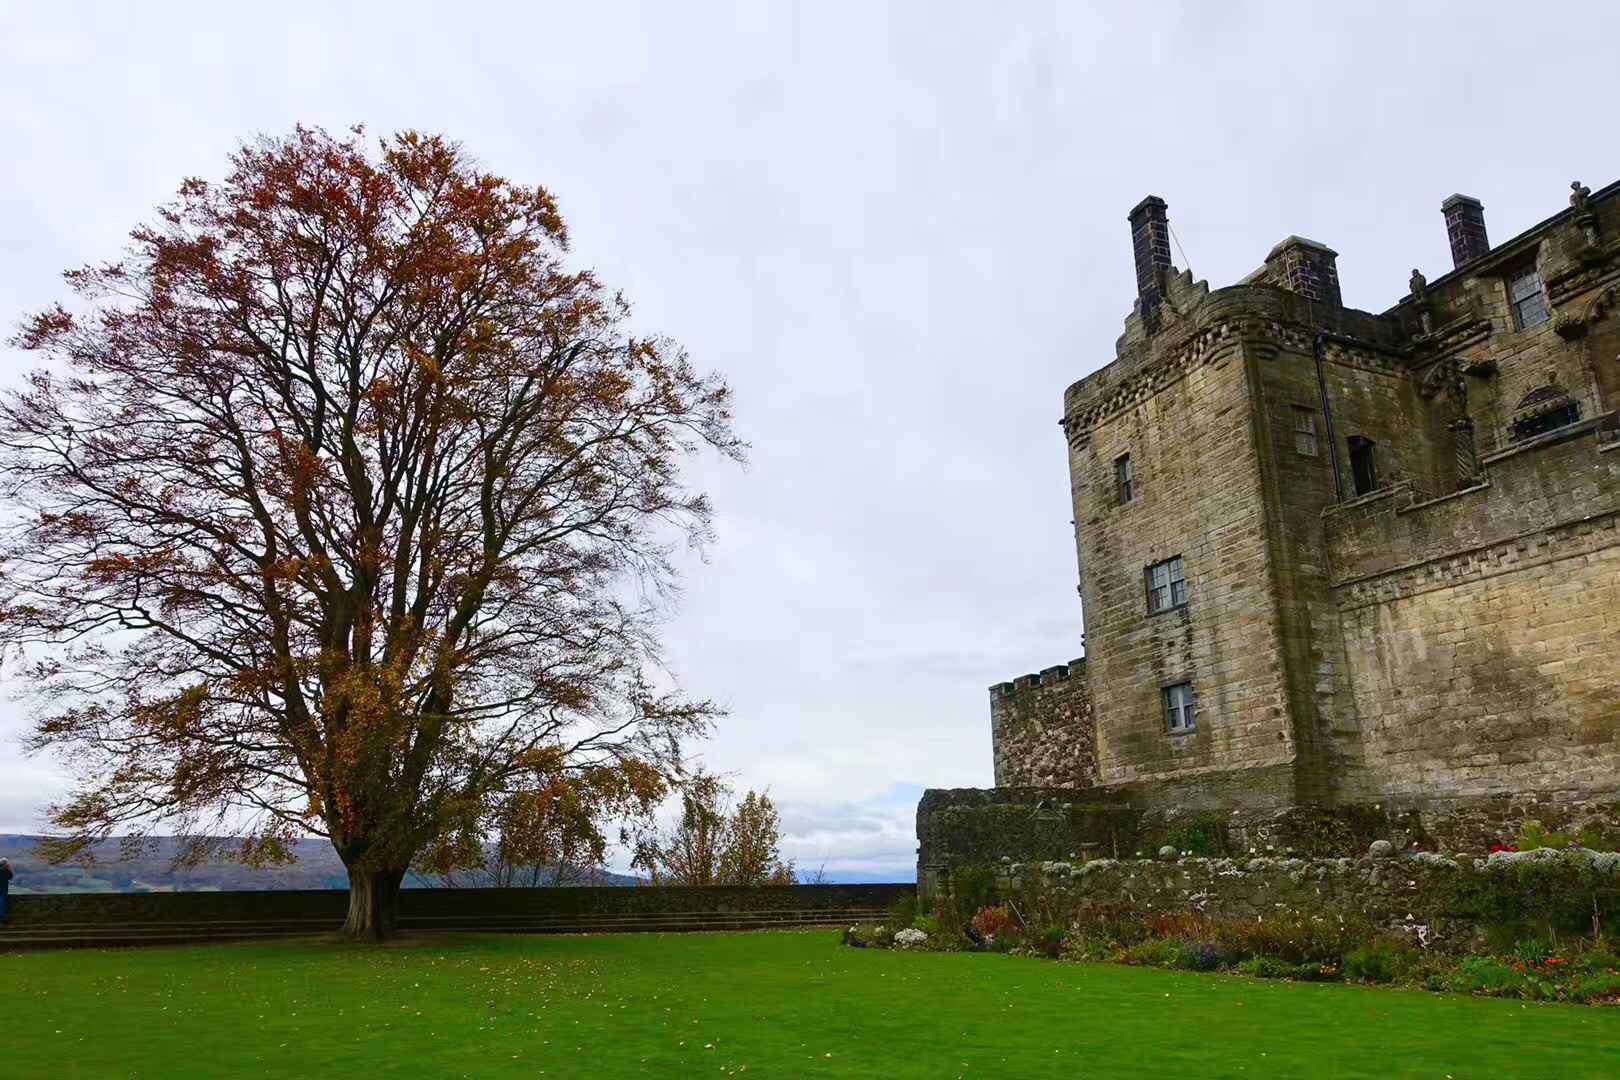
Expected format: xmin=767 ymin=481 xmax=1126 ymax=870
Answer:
xmin=984 ymin=848 xmax=1620 ymax=949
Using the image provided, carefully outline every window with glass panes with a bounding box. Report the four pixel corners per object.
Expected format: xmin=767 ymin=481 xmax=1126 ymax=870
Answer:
xmin=1292 ymin=406 xmax=1318 ymax=456
xmin=1163 ymin=682 xmax=1196 ymax=733
xmin=1114 ymin=453 xmax=1134 ymax=503
xmin=1507 ymin=267 xmax=1549 ymax=330
xmin=1145 ymin=556 xmax=1187 ymax=613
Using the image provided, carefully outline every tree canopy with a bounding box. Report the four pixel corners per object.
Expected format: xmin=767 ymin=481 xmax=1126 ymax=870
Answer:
xmin=1 ymin=126 xmax=741 ymax=937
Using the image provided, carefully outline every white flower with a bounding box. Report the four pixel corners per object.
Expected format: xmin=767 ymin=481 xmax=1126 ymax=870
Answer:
xmin=893 ymin=928 xmax=928 ymax=949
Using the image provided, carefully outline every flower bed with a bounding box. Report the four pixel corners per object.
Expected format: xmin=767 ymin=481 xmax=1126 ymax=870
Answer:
xmin=847 ymin=843 xmax=1620 ymax=1005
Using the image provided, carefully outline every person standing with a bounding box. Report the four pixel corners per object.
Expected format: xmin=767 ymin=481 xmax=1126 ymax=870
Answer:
xmin=0 ymin=858 xmax=11 ymax=923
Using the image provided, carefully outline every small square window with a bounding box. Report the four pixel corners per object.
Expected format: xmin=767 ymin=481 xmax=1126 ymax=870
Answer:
xmin=1164 ymin=682 xmax=1196 ymax=733
xmin=1292 ymin=406 xmax=1318 ymax=457
xmin=1507 ymin=267 xmax=1548 ymax=330
xmin=1114 ymin=454 xmax=1134 ymax=504
xmin=1146 ymin=555 xmax=1187 ymax=613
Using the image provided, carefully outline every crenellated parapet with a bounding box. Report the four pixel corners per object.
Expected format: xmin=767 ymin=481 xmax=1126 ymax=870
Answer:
xmin=989 ymin=657 xmax=1094 ymax=788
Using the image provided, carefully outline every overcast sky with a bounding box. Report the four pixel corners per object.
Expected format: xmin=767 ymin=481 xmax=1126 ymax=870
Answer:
xmin=2 ymin=2 xmax=1617 ymax=880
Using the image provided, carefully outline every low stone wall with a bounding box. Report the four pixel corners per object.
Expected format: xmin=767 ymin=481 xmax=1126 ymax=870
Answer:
xmin=990 ymin=847 xmax=1620 ymax=949
xmin=5 ymin=883 xmax=915 ymax=929
xmin=916 ymin=787 xmax=1140 ymax=900
xmin=917 ymin=782 xmax=1620 ymax=898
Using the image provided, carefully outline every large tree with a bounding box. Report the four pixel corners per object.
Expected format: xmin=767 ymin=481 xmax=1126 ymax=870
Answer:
xmin=0 ymin=126 xmax=740 ymax=938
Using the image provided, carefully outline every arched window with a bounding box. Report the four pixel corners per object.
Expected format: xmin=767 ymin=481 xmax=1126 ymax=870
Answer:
xmin=1510 ymin=385 xmax=1580 ymax=442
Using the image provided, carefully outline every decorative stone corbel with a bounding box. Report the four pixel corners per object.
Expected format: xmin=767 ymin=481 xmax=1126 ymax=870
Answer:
xmin=1554 ymin=284 xmax=1617 ymax=341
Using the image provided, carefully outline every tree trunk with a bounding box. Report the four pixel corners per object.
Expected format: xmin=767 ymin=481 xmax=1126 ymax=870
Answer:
xmin=343 ymin=865 xmax=406 ymax=941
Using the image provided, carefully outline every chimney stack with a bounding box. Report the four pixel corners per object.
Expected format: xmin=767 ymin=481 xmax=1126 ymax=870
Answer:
xmin=1128 ymin=195 xmax=1172 ymax=314
xmin=1264 ymin=236 xmax=1342 ymax=308
xmin=1442 ymin=194 xmax=1490 ymax=268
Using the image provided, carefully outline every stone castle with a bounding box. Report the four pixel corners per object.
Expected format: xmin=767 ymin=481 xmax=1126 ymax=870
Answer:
xmin=919 ymin=179 xmax=1620 ymax=890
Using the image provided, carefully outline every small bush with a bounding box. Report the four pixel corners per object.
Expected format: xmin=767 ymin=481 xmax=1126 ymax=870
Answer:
xmin=1034 ymin=926 xmax=1068 ymax=959
xmin=971 ymin=904 xmax=1012 ymax=940
xmin=952 ymin=864 xmax=998 ymax=913
xmin=1514 ymin=936 xmax=1552 ymax=966
xmin=1119 ymin=938 xmax=1183 ymax=968
xmin=1236 ymin=955 xmax=1286 ymax=978
xmin=1344 ymin=945 xmax=1397 ymax=984
xmin=842 ymin=923 xmax=892 ymax=949
xmin=1516 ymin=819 xmax=1617 ymax=853
xmin=1177 ymin=941 xmax=1224 ymax=972
xmin=1221 ymin=910 xmax=1365 ymax=965
xmin=1575 ymin=948 xmax=1620 ymax=973
xmin=1569 ymin=971 xmax=1620 ymax=1004
xmin=1071 ymin=903 xmax=1151 ymax=949
xmin=884 ymin=894 xmax=917 ymax=931
xmin=1451 ymin=956 xmax=1528 ymax=998
xmin=1164 ymin=815 xmax=1228 ymax=857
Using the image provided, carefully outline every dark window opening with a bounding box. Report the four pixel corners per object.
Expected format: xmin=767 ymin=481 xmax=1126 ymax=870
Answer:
xmin=1114 ymin=453 xmax=1134 ymax=503
xmin=1511 ymin=399 xmax=1581 ymax=442
xmin=1507 ymin=267 xmax=1549 ymax=330
xmin=1145 ymin=555 xmax=1188 ymax=614
xmin=1348 ymin=436 xmax=1378 ymax=496
xmin=1163 ymin=682 xmax=1196 ymax=734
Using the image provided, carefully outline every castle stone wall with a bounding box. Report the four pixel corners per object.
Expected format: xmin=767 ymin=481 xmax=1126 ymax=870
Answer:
xmin=1328 ymin=424 xmax=1620 ymax=803
xmin=1066 ymin=304 xmax=1295 ymax=793
xmin=990 ymin=660 xmax=1095 ymax=787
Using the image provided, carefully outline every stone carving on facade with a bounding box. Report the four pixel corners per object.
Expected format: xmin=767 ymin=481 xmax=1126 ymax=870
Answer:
xmin=1571 ymin=180 xmax=1602 ymax=253
xmin=1409 ymin=268 xmax=1434 ymax=334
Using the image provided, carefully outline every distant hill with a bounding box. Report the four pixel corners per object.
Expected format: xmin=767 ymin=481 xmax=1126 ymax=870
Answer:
xmin=0 ymin=835 xmax=639 ymax=893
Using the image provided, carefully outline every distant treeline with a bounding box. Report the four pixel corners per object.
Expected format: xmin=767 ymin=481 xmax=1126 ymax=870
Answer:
xmin=0 ymin=836 xmax=639 ymax=893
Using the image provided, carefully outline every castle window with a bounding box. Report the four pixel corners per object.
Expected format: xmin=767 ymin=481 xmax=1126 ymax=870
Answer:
xmin=1348 ymin=436 xmax=1378 ymax=496
xmin=1292 ymin=406 xmax=1318 ymax=457
xmin=1114 ymin=453 xmax=1134 ymax=503
xmin=1510 ymin=384 xmax=1581 ymax=442
xmin=1145 ymin=556 xmax=1187 ymax=613
xmin=1164 ymin=682 xmax=1196 ymax=733
xmin=1507 ymin=266 xmax=1549 ymax=330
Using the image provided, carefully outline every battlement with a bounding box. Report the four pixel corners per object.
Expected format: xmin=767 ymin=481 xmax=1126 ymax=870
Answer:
xmin=989 ymin=657 xmax=1094 ymax=789
xmin=990 ymin=657 xmax=1085 ymax=698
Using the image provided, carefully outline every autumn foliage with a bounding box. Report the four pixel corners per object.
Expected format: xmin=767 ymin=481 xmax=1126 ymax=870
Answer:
xmin=634 ymin=775 xmax=796 ymax=887
xmin=0 ymin=126 xmax=741 ymax=938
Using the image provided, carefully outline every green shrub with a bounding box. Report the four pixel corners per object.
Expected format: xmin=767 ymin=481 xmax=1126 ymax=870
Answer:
xmin=1164 ymin=815 xmax=1228 ymax=857
xmin=951 ymin=864 xmax=998 ymax=913
xmin=1034 ymin=926 xmax=1068 ymax=959
xmin=1450 ymin=956 xmax=1529 ymax=998
xmin=1516 ymin=819 xmax=1618 ymax=853
xmin=1569 ymin=970 xmax=1620 ymax=1004
xmin=1421 ymin=854 xmax=1620 ymax=940
xmin=1220 ymin=910 xmax=1365 ymax=965
xmin=1119 ymin=938 xmax=1183 ymax=968
xmin=993 ymin=925 xmax=1027 ymax=953
xmin=1176 ymin=941 xmax=1226 ymax=972
xmin=1344 ymin=945 xmax=1397 ymax=984
xmin=1236 ymin=955 xmax=1290 ymax=979
xmin=884 ymin=894 xmax=917 ymax=931
xmin=1575 ymin=948 xmax=1620 ymax=973
xmin=842 ymin=923 xmax=893 ymax=949
xmin=1071 ymin=903 xmax=1152 ymax=949
xmin=1514 ymin=936 xmax=1553 ymax=966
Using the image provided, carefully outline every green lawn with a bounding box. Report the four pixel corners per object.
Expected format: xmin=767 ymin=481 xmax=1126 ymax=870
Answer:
xmin=5 ymin=930 xmax=1618 ymax=1078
